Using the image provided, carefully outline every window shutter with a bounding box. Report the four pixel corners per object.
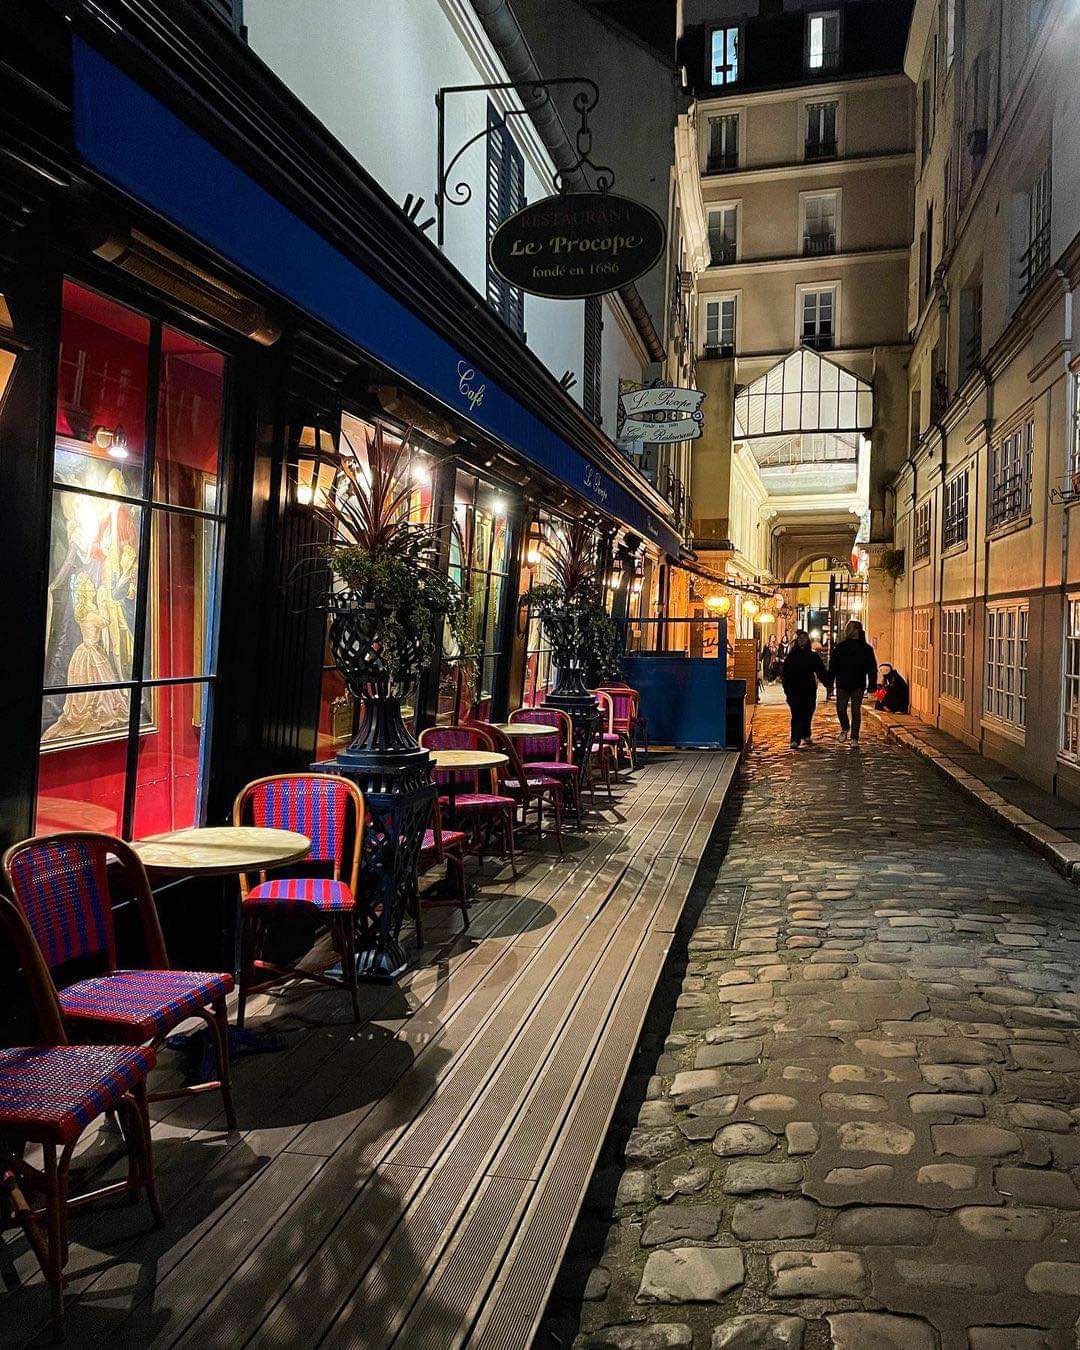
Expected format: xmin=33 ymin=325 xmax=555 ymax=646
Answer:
xmin=486 ymin=103 xmax=525 ymax=337
xmin=583 ymin=297 xmax=603 ymax=424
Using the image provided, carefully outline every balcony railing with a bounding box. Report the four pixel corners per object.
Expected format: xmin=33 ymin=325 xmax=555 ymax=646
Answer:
xmin=989 ymin=469 xmax=1031 ymax=530
xmin=709 ymin=241 xmax=737 ymax=266
xmin=1020 ymin=220 xmax=1052 ymax=298
xmin=802 ymin=332 xmax=834 ymax=352
xmin=805 ymin=138 xmax=838 ymax=161
xmin=942 ymin=506 xmax=967 ymax=550
xmin=802 ymin=230 xmax=836 ymax=256
xmin=706 ymin=150 xmax=738 ymax=174
xmin=703 ymin=343 xmax=735 ymax=360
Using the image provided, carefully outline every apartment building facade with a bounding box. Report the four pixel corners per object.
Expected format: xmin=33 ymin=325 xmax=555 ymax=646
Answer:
xmin=674 ymin=0 xmax=914 ymax=643
xmin=890 ymin=0 xmax=1080 ymax=799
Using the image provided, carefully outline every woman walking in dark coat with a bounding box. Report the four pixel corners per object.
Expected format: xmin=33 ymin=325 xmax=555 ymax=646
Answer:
xmin=782 ymin=629 xmax=830 ymax=748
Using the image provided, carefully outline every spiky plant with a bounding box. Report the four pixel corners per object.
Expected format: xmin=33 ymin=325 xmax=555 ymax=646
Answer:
xmin=317 ymin=423 xmax=472 ymax=697
xmin=528 ymin=518 xmax=618 ymax=683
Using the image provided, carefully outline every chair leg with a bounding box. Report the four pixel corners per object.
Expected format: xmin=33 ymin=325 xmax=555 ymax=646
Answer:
xmin=452 ymin=852 xmax=469 ymax=928
xmin=551 ymin=790 xmax=565 ymax=856
xmin=572 ymin=775 xmax=583 ymax=827
xmin=409 ymin=880 xmax=424 ymax=948
xmin=503 ymin=811 xmax=518 ymax=878
xmin=209 ymin=997 xmax=237 ymax=1130
xmin=129 ymin=1082 xmax=163 ymax=1227
xmin=43 ymin=1144 xmax=65 ymax=1343
xmin=339 ymin=916 xmax=361 ymax=1025
xmin=237 ymin=909 xmax=254 ymax=1031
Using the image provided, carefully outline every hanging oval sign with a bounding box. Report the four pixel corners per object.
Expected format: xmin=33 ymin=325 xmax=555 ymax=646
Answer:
xmin=489 ymin=191 xmax=666 ymax=300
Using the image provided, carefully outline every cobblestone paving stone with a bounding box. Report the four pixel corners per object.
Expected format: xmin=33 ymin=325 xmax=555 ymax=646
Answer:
xmin=540 ymin=708 xmax=1080 ymax=1350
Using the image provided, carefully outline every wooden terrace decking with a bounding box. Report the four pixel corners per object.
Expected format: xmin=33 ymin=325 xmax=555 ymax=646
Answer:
xmin=3 ymin=750 xmax=738 ymax=1349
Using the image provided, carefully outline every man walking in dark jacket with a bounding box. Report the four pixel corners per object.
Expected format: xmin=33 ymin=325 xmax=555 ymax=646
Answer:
xmin=782 ymin=629 xmax=830 ymax=748
xmin=829 ymin=620 xmax=878 ymax=744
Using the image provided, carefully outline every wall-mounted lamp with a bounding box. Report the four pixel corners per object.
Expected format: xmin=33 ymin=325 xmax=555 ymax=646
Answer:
xmin=704 ymin=593 xmax=731 ymax=615
xmin=92 ymin=423 xmax=129 ymax=460
xmin=742 ymin=598 xmax=760 ymax=618
xmin=0 ymin=293 xmax=24 ymax=419
xmin=410 ymin=457 xmax=432 ymax=487
xmin=526 ymin=521 xmax=545 ymax=568
xmin=295 ymin=425 xmax=338 ymax=507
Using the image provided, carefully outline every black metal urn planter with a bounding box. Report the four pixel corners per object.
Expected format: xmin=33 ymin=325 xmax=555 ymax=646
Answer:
xmin=309 ymin=426 xmax=471 ymax=981
xmin=529 ymin=521 xmax=620 ymax=787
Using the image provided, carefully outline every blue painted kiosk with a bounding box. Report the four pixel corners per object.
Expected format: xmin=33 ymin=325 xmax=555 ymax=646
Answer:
xmin=620 ymin=618 xmax=746 ymax=750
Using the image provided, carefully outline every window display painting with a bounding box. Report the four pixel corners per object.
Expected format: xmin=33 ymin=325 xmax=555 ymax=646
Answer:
xmin=41 ymin=439 xmax=154 ymax=750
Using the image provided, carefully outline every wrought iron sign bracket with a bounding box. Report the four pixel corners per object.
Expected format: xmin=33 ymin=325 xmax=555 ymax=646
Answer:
xmin=434 ymin=76 xmax=613 ymax=247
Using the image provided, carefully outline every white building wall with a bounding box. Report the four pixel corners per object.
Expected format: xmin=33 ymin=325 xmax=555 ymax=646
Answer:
xmin=243 ymin=0 xmax=646 ymax=438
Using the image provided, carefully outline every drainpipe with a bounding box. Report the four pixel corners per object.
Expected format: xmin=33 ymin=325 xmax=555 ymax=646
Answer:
xmin=471 ymin=0 xmax=665 ymax=363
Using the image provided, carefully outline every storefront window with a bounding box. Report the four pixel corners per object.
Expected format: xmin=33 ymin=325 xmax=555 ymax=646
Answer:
xmin=37 ymin=283 xmax=226 ymax=837
xmin=315 ymin=412 xmax=434 ymax=755
xmin=522 ymin=513 xmax=564 ymax=705
xmin=438 ymin=470 xmax=512 ymax=724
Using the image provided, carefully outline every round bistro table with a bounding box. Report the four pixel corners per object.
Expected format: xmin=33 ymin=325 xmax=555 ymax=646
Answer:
xmin=428 ymin=748 xmax=508 ymax=814
xmin=132 ymin=825 xmax=312 ymax=1062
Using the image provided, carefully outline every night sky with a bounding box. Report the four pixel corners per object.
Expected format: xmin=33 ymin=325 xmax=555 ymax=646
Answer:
xmin=583 ymin=1 xmax=676 ymax=58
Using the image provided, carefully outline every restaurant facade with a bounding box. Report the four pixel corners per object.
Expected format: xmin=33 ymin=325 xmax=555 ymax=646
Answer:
xmin=0 ymin=0 xmax=686 ymax=853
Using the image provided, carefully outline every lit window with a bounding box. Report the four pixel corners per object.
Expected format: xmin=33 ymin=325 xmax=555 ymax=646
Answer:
xmin=710 ymin=26 xmax=740 ymax=86
xmin=985 ymin=603 xmax=1028 ymax=729
xmin=40 ymin=282 xmax=226 ymax=838
xmin=807 ymin=10 xmax=840 ymax=71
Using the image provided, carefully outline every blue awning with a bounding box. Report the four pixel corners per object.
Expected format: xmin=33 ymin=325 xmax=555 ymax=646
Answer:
xmin=71 ymin=39 xmax=681 ymax=556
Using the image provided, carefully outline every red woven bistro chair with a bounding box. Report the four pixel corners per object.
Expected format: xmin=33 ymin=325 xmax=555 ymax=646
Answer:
xmin=472 ymin=721 xmax=565 ymax=856
xmin=232 ymin=773 xmax=364 ymax=1029
xmin=508 ymin=706 xmax=587 ymax=823
xmin=418 ymin=725 xmax=517 ymax=876
xmin=597 ymin=684 xmax=643 ymax=768
xmin=0 ymin=892 xmax=162 ymax=1340
xmin=412 ymin=792 xmax=469 ymax=944
xmin=2 ymin=832 xmax=236 ymax=1130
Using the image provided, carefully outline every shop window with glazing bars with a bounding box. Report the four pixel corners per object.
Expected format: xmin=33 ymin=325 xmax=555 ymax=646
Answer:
xmin=39 ymin=280 xmax=228 ymax=839
xmin=1062 ymin=598 xmax=1080 ymax=759
xmin=985 ymin=603 xmax=1028 ymax=729
xmin=913 ymin=501 xmax=932 ymax=562
xmin=989 ymin=420 xmax=1033 ymax=529
xmin=709 ymin=25 xmax=740 ymax=86
xmin=912 ymin=607 xmax=932 ymax=703
xmin=941 ymin=607 xmax=966 ymax=703
xmin=707 ymin=114 xmax=739 ymax=172
xmin=942 ymin=469 xmax=969 ymax=548
xmin=486 ymin=103 xmax=525 ymax=337
xmin=583 ymin=296 xmax=603 ymax=425
xmin=806 ymin=102 xmax=838 ymax=160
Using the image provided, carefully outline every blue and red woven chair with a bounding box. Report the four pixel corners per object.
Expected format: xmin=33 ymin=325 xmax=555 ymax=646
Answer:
xmin=597 ymin=683 xmax=646 ymax=767
xmin=2 ymin=832 xmax=236 ymax=1130
xmin=589 ymin=689 xmax=621 ymax=801
xmin=507 ymin=706 xmax=587 ymax=824
xmin=418 ymin=725 xmax=517 ymax=876
xmin=232 ymin=773 xmax=364 ymax=1027
xmin=472 ymin=721 xmax=565 ymax=855
xmin=0 ymin=892 xmax=162 ymax=1340
xmin=411 ymin=792 xmax=469 ymax=944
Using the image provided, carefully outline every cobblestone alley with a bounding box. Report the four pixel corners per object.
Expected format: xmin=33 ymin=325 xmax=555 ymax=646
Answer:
xmin=550 ymin=705 xmax=1080 ymax=1350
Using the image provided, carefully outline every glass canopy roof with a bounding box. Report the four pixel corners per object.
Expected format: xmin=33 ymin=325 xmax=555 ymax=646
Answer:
xmin=733 ymin=348 xmax=873 ymax=440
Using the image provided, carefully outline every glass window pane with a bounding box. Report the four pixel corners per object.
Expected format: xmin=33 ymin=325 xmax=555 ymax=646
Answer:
xmin=132 ymin=681 xmax=210 ymax=837
xmin=317 ymin=666 xmax=356 ymax=761
xmin=43 ymin=488 xmax=143 ymax=691
xmin=154 ymin=326 xmax=225 ymax=510
xmin=55 ymin=282 xmax=150 ymax=490
xmin=143 ymin=508 xmax=219 ymax=680
xmin=36 ymin=733 xmax=127 ymax=835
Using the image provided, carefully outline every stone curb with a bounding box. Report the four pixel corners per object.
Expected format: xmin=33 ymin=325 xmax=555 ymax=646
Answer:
xmin=868 ymin=708 xmax=1080 ymax=884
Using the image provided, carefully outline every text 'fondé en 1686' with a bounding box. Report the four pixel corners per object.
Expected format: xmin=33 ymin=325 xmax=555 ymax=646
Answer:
xmin=488 ymin=191 xmax=666 ymax=300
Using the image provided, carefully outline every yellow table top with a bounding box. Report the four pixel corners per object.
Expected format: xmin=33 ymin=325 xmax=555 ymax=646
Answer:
xmin=493 ymin=722 xmax=548 ymax=737
xmin=132 ymin=826 xmax=311 ymax=875
xmin=430 ymin=749 xmax=508 ymax=770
